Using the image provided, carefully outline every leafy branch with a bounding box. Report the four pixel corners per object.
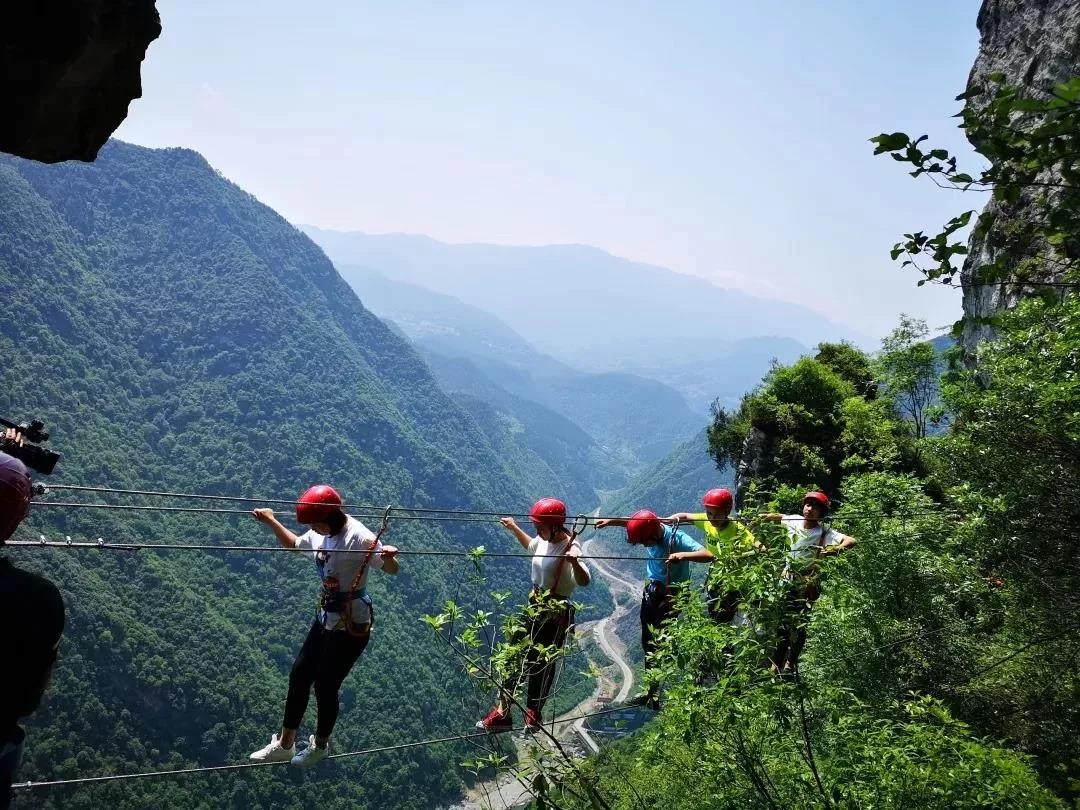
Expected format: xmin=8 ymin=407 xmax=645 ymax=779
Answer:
xmin=423 ymin=598 xmax=611 ymax=810
xmin=871 ymin=75 xmax=1080 ymax=289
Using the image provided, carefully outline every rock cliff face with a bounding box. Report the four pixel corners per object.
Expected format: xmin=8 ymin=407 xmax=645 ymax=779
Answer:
xmin=960 ymin=0 xmax=1080 ymax=357
xmin=0 ymin=2 xmax=160 ymax=163
xmin=733 ymin=428 xmax=772 ymax=510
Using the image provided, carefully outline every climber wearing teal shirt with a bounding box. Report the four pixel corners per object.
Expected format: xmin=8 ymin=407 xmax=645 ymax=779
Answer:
xmin=596 ymin=509 xmax=713 ymax=708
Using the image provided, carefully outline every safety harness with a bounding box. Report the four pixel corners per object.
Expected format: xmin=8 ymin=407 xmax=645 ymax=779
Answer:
xmin=530 ymin=514 xmax=587 ymax=602
xmin=316 ymin=506 xmax=392 ymax=638
xmin=642 ymin=518 xmax=682 ymax=608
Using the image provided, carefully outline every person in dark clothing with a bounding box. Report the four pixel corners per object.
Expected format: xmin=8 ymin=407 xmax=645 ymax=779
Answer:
xmin=1 ymin=444 xmax=65 ymax=809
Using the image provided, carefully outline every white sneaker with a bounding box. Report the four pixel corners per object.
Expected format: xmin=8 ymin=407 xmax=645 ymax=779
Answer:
xmin=249 ymin=733 xmax=295 ymax=763
xmin=290 ymin=735 xmax=330 ymax=768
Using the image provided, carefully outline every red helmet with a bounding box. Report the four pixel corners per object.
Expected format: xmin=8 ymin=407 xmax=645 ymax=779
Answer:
xmin=626 ymin=509 xmax=663 ymax=546
xmin=296 ymin=484 xmax=343 ymax=525
xmin=529 ymin=498 xmax=567 ymax=529
xmin=803 ymin=491 xmax=830 ymax=511
xmin=0 ymin=453 xmax=32 ymax=543
xmin=703 ymin=488 xmax=733 ymax=513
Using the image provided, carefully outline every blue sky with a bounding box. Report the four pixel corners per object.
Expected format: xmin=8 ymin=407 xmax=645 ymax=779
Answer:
xmin=117 ymin=1 xmax=983 ymax=339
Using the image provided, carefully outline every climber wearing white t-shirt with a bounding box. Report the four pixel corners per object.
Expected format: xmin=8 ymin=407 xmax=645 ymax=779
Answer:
xmin=476 ymin=498 xmax=591 ymax=734
xmin=247 ymin=485 xmax=399 ymax=768
xmin=761 ymin=491 xmax=856 ymax=675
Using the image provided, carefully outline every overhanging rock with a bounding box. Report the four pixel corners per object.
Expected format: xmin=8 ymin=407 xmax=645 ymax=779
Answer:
xmin=1 ymin=1 xmax=161 ymax=163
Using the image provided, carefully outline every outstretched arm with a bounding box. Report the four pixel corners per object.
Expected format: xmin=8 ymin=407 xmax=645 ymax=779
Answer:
xmin=821 ymin=533 xmax=857 ymax=556
xmin=665 ymin=512 xmax=697 ymax=523
xmin=594 ymin=517 xmax=629 ymax=529
xmin=668 ymin=548 xmax=714 ymax=564
xmin=252 ymin=509 xmax=300 ymax=549
xmin=499 ymin=517 xmax=533 ymax=549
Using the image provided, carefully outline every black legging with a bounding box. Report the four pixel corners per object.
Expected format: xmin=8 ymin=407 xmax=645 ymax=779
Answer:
xmin=640 ymin=581 xmax=682 ymax=665
xmin=502 ymin=595 xmax=574 ymax=712
xmin=283 ymin=618 xmax=371 ymax=738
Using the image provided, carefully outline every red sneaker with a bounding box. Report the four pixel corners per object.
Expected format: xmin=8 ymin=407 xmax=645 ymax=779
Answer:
xmin=476 ymin=707 xmax=512 ymax=733
xmin=523 ymin=708 xmax=542 ymax=732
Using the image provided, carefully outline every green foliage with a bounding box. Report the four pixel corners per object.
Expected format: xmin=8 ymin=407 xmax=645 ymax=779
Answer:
xmin=424 ymin=589 xmax=605 ymax=808
xmin=606 ymin=428 xmax=729 ymax=518
xmin=0 ymin=141 xmax=563 ymax=809
xmin=570 ymin=690 xmax=1056 ymax=809
xmin=813 ymin=341 xmax=878 ymax=400
xmin=578 ymin=288 xmax=1072 ymax=806
xmin=839 ymin=397 xmax=905 ymax=471
xmin=872 ymin=76 xmax=1080 ymax=289
xmin=926 ymin=294 xmax=1080 ymax=794
xmin=709 ymin=356 xmax=859 ymax=496
xmin=558 ymin=479 xmax=1059 ymax=808
xmin=705 ymin=404 xmax=750 ymax=480
xmin=872 ymin=72 xmax=1080 ymax=800
xmin=877 ymin=315 xmax=940 ymax=440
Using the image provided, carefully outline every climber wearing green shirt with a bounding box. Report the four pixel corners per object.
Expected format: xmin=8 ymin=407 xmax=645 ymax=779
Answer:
xmin=668 ymin=488 xmax=761 ymax=624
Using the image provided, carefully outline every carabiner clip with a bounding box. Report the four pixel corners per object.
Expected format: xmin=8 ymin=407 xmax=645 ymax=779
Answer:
xmin=570 ymin=513 xmax=589 ymax=540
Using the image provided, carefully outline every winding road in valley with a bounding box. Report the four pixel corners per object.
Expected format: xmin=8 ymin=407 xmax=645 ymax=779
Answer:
xmin=560 ymin=534 xmax=639 ymax=753
xmin=582 ymin=535 xmax=640 ymax=698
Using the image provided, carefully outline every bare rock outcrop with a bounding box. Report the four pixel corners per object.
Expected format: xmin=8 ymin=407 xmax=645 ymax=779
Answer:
xmin=732 ymin=428 xmax=773 ymax=511
xmin=960 ymin=0 xmax=1080 ymax=357
xmin=0 ymin=1 xmax=161 ymax=163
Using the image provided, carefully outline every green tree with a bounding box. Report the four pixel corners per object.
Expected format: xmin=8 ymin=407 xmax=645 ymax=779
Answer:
xmin=814 ymin=340 xmax=878 ymax=400
xmin=929 ymin=294 xmax=1080 ymax=792
xmin=708 ymin=356 xmax=856 ymax=497
xmin=873 ymin=72 xmax=1080 ymax=800
xmin=878 ymin=315 xmax=938 ymax=440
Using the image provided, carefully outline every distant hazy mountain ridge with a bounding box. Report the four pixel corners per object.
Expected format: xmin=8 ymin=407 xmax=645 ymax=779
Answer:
xmin=302 ymin=227 xmax=855 ymax=409
xmin=334 ymin=263 xmax=704 ymax=480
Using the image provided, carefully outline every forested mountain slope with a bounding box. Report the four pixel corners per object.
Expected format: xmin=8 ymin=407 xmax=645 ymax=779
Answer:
xmin=335 ymin=264 xmax=703 ymax=475
xmin=0 ymin=141 xmax=573 ymax=809
xmin=419 ymin=351 xmax=624 ymax=507
xmin=604 ymin=429 xmax=730 ymax=520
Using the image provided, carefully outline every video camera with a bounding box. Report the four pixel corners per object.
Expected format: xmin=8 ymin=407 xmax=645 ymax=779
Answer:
xmin=0 ymin=416 xmax=60 ymax=475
